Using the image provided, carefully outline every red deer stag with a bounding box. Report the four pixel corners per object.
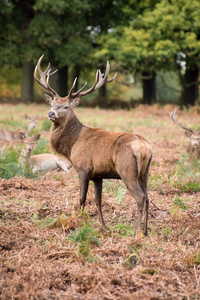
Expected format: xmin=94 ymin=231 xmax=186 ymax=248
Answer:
xmin=34 ymin=55 xmax=152 ymax=235
xmin=169 ymin=110 xmax=200 ymax=159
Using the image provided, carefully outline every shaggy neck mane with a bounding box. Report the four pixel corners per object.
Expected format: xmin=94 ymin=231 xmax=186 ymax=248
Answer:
xmin=50 ymin=111 xmax=83 ymax=159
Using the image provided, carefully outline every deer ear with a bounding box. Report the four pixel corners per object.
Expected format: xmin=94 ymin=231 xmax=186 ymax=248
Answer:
xmin=20 ymin=132 xmax=26 ymax=141
xmin=34 ymin=134 xmax=40 ymax=141
xmin=185 ymin=131 xmax=192 ymax=138
xmin=71 ymin=97 xmax=80 ymax=108
xmin=43 ymin=92 xmax=53 ymax=105
xmin=25 ymin=114 xmax=31 ymax=121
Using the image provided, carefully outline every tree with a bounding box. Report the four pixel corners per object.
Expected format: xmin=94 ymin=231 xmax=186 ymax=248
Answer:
xmin=95 ymin=0 xmax=200 ymax=106
xmin=0 ymin=0 xmax=96 ymax=101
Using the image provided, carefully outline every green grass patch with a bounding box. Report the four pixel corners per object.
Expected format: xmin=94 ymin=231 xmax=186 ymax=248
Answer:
xmin=103 ymin=180 xmax=126 ymax=203
xmin=110 ymin=222 xmax=135 ymax=237
xmin=148 ymin=173 xmax=164 ymax=189
xmin=173 ymin=194 xmax=188 ymax=211
xmin=32 ymin=136 xmax=51 ymax=154
xmin=38 ymin=217 xmax=58 ymax=229
xmin=0 ymin=146 xmax=38 ymax=179
xmin=42 ymin=119 xmax=52 ymax=131
xmin=170 ymin=154 xmax=200 ymax=192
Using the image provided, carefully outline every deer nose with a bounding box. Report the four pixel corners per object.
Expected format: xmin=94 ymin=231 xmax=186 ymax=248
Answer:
xmin=47 ymin=111 xmax=55 ymax=119
xmin=28 ymin=147 xmax=32 ymax=152
xmin=193 ymin=142 xmax=198 ymax=147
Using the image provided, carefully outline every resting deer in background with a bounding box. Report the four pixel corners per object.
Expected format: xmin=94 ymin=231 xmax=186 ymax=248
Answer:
xmin=19 ymin=132 xmax=72 ymax=173
xmin=34 ymin=55 xmax=152 ymax=235
xmin=169 ymin=110 xmax=200 ymax=159
xmin=0 ymin=114 xmax=38 ymax=142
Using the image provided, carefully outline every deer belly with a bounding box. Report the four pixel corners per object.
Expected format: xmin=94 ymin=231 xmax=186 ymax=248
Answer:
xmin=90 ymin=161 xmax=121 ymax=179
xmin=31 ymin=155 xmax=58 ymax=172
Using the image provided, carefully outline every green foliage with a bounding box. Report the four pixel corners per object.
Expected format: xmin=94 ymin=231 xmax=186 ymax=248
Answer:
xmin=0 ymin=146 xmax=37 ymax=179
xmin=110 ymin=223 xmax=135 ymax=237
xmin=68 ymin=223 xmax=100 ymax=257
xmin=156 ymin=71 xmax=181 ymax=103
xmin=42 ymin=119 xmax=52 ymax=131
xmin=37 ymin=217 xmax=58 ymax=229
xmin=190 ymin=251 xmax=200 ymax=266
xmin=0 ymin=147 xmax=21 ymax=179
xmin=142 ymin=268 xmax=158 ymax=275
xmin=148 ymin=173 xmax=164 ymax=189
xmin=32 ymin=137 xmax=51 ymax=154
xmin=173 ymin=195 xmax=188 ymax=211
xmin=103 ymin=180 xmax=126 ymax=203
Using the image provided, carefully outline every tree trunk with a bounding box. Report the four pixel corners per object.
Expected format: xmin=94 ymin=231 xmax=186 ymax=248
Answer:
xmin=180 ymin=65 xmax=199 ymax=107
xmin=58 ymin=66 xmax=68 ymax=97
xmin=142 ymin=71 xmax=156 ymax=105
xmin=20 ymin=61 xmax=34 ymax=102
xmin=49 ymin=66 xmax=69 ymax=97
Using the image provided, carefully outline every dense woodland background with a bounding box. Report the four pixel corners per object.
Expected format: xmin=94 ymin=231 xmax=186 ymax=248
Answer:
xmin=1 ymin=0 xmax=200 ymax=107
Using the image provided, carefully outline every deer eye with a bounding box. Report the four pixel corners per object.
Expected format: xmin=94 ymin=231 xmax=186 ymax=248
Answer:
xmin=64 ymin=105 xmax=69 ymax=110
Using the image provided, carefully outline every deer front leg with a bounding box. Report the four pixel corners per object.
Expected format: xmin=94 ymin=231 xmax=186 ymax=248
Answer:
xmin=78 ymin=171 xmax=89 ymax=210
xmin=93 ymin=178 xmax=105 ymax=225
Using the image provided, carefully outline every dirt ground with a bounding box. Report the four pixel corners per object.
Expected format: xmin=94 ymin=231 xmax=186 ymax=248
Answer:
xmin=0 ymin=103 xmax=199 ymax=299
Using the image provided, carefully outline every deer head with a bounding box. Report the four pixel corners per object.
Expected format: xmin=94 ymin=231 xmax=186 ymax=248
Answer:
xmin=20 ymin=133 xmax=40 ymax=156
xmin=25 ymin=114 xmax=38 ymax=136
xmin=34 ymin=55 xmax=117 ymax=123
xmin=169 ymin=109 xmax=200 ymax=152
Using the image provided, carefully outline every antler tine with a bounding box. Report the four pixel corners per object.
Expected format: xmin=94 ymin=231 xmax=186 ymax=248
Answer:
xmin=169 ymin=109 xmax=193 ymax=134
xmin=68 ymin=78 xmax=88 ymax=98
xmin=68 ymin=62 xmax=117 ymax=100
xmin=68 ymin=70 xmax=99 ymax=99
xmin=34 ymin=55 xmax=59 ymax=96
xmin=95 ymin=61 xmax=117 ymax=89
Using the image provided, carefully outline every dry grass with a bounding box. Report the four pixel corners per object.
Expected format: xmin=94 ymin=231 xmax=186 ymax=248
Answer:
xmin=0 ymin=103 xmax=200 ymax=300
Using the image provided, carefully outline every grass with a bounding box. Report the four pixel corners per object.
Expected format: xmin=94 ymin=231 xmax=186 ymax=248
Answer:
xmin=103 ymin=180 xmax=127 ymax=203
xmin=0 ymin=146 xmax=23 ymax=179
xmin=170 ymin=154 xmax=200 ymax=192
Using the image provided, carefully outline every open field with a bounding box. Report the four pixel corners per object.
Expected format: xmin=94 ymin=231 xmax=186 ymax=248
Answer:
xmin=0 ymin=103 xmax=200 ymax=299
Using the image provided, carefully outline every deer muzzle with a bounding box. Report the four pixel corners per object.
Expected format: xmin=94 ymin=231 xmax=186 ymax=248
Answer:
xmin=47 ymin=110 xmax=58 ymax=121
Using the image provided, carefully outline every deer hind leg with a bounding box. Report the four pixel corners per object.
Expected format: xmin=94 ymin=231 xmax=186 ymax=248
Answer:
xmin=138 ymin=158 xmax=152 ymax=236
xmin=118 ymin=163 xmax=145 ymax=235
xmin=93 ymin=178 xmax=105 ymax=225
xmin=138 ymin=175 xmax=149 ymax=236
xmin=78 ymin=171 xmax=89 ymax=210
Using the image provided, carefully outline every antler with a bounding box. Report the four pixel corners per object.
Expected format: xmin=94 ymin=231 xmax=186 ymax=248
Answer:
xmin=68 ymin=61 xmax=117 ymax=100
xmin=34 ymin=55 xmax=117 ymax=100
xmin=169 ymin=109 xmax=193 ymax=134
xmin=34 ymin=54 xmax=59 ymax=96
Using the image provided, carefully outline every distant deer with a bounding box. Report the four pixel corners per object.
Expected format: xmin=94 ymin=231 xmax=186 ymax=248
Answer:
xmin=0 ymin=114 xmax=38 ymax=142
xmin=19 ymin=132 xmax=72 ymax=174
xmin=34 ymin=55 xmax=152 ymax=235
xmin=169 ymin=110 xmax=200 ymax=159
